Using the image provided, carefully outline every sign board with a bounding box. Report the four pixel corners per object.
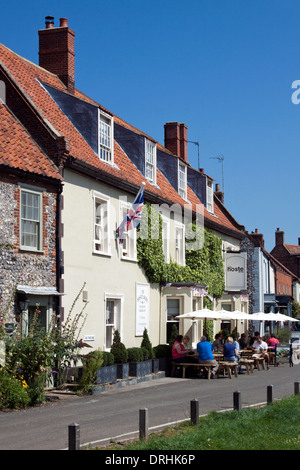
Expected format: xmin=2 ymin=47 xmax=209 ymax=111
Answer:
xmin=224 ymin=252 xmax=247 ymax=291
xmin=136 ymin=282 xmax=150 ymax=336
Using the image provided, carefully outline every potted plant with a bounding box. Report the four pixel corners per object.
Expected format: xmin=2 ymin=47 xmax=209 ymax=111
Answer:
xmin=141 ymin=328 xmax=158 ymax=373
xmin=110 ymin=330 xmax=129 ymax=379
xmin=80 ymin=349 xmax=103 ymax=394
xmin=96 ymin=351 xmax=117 ymax=384
xmin=154 ymin=344 xmax=172 ymax=374
xmin=127 ymin=347 xmax=151 ymax=377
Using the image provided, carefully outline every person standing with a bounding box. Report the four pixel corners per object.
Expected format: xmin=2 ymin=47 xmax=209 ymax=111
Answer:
xmin=197 ymin=336 xmax=218 ymax=378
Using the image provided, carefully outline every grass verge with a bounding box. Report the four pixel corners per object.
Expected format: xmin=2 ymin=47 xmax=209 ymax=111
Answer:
xmin=99 ymin=394 xmax=300 ymax=450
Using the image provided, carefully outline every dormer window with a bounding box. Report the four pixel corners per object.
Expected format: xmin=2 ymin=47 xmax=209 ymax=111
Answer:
xmin=99 ymin=110 xmax=113 ymax=164
xmin=178 ymin=162 xmax=187 ymax=200
xmin=145 ymin=139 xmax=156 ymax=184
xmin=206 ymin=178 xmax=214 ymax=213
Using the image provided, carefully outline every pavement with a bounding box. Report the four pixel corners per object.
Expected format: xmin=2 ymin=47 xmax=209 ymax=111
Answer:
xmin=0 ymin=362 xmax=300 ymax=450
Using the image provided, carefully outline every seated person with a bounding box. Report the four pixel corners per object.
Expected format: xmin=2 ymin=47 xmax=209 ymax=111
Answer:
xmin=239 ymin=333 xmax=248 ymax=350
xmin=212 ymin=333 xmax=223 ymax=352
xmin=172 ymin=335 xmax=193 ymax=363
xmin=223 ymin=337 xmax=238 ymax=362
xmin=267 ymin=334 xmax=279 ymax=350
xmin=197 ymin=336 xmax=218 ymax=378
xmin=224 ymin=337 xmax=244 ymax=373
xmin=252 ymin=337 xmax=270 ymax=369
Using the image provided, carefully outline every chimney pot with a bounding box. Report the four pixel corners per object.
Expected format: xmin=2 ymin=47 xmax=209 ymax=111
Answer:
xmin=45 ymin=16 xmax=54 ymax=28
xmin=60 ymin=18 xmax=68 ymax=27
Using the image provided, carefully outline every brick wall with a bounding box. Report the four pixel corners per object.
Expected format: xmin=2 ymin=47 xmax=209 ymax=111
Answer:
xmin=0 ymin=172 xmax=58 ymax=320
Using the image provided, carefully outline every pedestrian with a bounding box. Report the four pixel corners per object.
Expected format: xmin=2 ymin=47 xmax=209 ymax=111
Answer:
xmin=197 ymin=336 xmax=218 ymax=378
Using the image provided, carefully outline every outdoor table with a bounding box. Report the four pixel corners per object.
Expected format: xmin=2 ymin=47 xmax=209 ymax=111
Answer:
xmin=213 ymin=353 xmax=224 ymax=362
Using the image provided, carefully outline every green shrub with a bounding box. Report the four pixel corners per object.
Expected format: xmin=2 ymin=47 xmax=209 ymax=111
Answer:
xmin=154 ymin=344 xmax=172 ymax=358
xmin=110 ymin=330 xmax=128 ymax=364
xmin=127 ymin=347 xmax=144 ymax=362
xmin=80 ymin=349 xmax=103 ymax=394
xmin=141 ymin=328 xmax=154 ymax=359
xmin=102 ymin=351 xmax=114 ymax=366
xmin=0 ymin=368 xmax=30 ymax=409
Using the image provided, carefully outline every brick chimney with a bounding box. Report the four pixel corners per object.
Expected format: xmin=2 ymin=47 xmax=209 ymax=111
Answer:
xmin=275 ymin=228 xmax=284 ymax=246
xmin=214 ymin=183 xmax=224 ymax=204
xmin=251 ymin=228 xmax=265 ymax=248
xmin=164 ymin=122 xmax=188 ymax=163
xmin=38 ymin=17 xmax=75 ymax=94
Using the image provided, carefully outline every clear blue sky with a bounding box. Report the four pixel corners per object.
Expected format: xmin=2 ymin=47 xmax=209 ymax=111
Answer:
xmin=1 ymin=0 xmax=300 ymax=252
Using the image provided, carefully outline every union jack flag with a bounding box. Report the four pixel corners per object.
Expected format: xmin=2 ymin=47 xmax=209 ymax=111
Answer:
xmin=116 ymin=183 xmax=145 ymax=244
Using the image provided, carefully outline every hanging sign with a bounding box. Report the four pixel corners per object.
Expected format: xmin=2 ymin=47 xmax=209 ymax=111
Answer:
xmin=136 ymin=282 xmax=150 ymax=336
xmin=224 ymin=252 xmax=247 ymax=291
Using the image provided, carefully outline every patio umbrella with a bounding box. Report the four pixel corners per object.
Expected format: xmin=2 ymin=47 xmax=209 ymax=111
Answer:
xmin=250 ymin=312 xmax=297 ymax=322
xmin=227 ymin=310 xmax=252 ymax=320
xmin=176 ymin=308 xmax=232 ymax=336
xmin=176 ymin=308 xmax=232 ymax=320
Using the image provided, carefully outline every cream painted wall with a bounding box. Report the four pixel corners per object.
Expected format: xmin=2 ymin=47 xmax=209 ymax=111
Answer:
xmin=61 ymin=169 xmax=161 ymax=352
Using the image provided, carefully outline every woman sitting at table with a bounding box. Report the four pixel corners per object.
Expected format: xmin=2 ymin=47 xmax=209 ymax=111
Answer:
xmin=223 ymin=337 xmax=238 ymax=362
xmin=172 ymin=335 xmax=193 ymax=363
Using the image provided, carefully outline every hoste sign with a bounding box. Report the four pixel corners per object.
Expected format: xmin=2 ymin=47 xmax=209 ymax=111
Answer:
xmin=224 ymin=252 xmax=247 ymax=291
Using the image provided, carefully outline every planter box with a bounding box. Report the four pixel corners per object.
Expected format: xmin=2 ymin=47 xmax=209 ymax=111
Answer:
xmin=96 ymin=364 xmax=117 ymax=384
xmin=158 ymin=357 xmax=171 ymax=375
xmin=117 ymin=363 xmax=129 ymax=379
xmin=152 ymin=358 xmax=159 ymax=373
xmin=129 ymin=359 xmax=152 ymax=377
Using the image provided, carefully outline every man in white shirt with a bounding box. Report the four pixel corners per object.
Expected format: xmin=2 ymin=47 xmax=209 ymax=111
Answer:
xmin=252 ymin=337 xmax=270 ymax=370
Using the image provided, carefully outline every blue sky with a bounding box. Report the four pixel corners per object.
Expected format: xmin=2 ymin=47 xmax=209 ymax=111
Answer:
xmin=1 ymin=0 xmax=300 ymax=251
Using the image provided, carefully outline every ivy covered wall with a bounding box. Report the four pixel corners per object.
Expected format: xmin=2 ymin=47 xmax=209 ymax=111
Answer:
xmin=137 ymin=205 xmax=225 ymax=299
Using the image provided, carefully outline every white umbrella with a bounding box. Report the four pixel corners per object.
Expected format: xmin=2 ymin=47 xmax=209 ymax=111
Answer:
xmin=251 ymin=312 xmax=297 ymax=322
xmin=176 ymin=308 xmax=232 ymax=338
xmin=226 ymin=310 xmax=252 ymax=320
xmin=176 ymin=308 xmax=232 ymax=320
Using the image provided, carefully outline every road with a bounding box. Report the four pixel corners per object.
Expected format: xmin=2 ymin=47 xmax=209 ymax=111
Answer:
xmin=0 ymin=364 xmax=299 ymax=450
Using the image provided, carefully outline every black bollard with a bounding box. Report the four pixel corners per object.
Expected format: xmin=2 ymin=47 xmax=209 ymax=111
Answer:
xmin=267 ymin=385 xmax=273 ymax=404
xmin=68 ymin=423 xmax=80 ymax=450
xmin=190 ymin=399 xmax=199 ymax=425
xmin=233 ymin=391 xmax=241 ymax=410
xmin=139 ymin=408 xmax=149 ymax=440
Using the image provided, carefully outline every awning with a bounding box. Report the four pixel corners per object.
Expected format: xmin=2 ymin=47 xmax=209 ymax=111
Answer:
xmin=17 ymin=285 xmax=64 ymax=296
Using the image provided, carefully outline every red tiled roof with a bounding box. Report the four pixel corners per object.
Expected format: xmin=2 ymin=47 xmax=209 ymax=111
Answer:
xmin=0 ymin=103 xmax=62 ymax=180
xmin=0 ymin=42 xmax=245 ymax=237
xmin=286 ymin=244 xmax=300 ymax=255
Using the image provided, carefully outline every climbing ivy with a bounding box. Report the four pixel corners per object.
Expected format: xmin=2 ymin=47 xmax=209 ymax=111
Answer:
xmin=137 ymin=204 xmax=225 ymax=299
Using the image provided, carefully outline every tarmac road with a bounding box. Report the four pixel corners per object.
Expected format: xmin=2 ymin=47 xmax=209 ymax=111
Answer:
xmin=0 ymin=363 xmax=299 ymax=450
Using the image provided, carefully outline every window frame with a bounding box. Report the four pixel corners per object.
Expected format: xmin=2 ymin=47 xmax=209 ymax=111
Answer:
xmin=20 ymin=186 xmax=43 ymax=252
xmin=145 ymin=138 xmax=157 ymax=185
xmin=178 ymin=161 xmax=187 ymax=200
xmin=104 ymin=294 xmax=124 ymax=351
xmin=206 ymin=178 xmax=214 ymax=213
xmin=174 ymin=222 xmax=185 ymax=266
xmin=93 ymin=191 xmax=111 ymax=256
xmin=98 ymin=109 xmax=114 ymax=164
xmin=119 ymin=200 xmax=137 ymax=262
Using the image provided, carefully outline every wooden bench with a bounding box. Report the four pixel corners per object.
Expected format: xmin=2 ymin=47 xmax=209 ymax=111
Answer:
xmin=217 ymin=361 xmax=238 ymax=379
xmin=238 ymin=359 xmax=254 ymax=374
xmin=253 ymin=356 xmax=265 ymax=370
xmin=171 ymin=362 xmax=213 ymax=379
